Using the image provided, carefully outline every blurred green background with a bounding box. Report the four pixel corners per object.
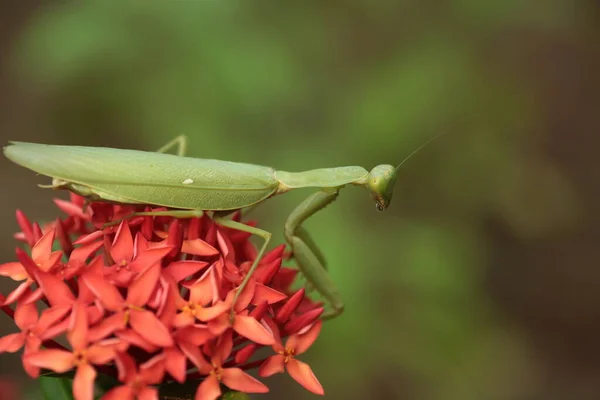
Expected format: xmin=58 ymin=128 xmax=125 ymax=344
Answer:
xmin=0 ymin=1 xmax=598 ymax=399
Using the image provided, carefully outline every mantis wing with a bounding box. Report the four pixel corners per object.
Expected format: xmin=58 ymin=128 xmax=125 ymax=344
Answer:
xmin=4 ymin=142 xmax=278 ymax=210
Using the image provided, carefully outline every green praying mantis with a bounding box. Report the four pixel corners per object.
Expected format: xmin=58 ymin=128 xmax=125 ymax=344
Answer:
xmin=3 ymin=135 xmax=437 ymax=321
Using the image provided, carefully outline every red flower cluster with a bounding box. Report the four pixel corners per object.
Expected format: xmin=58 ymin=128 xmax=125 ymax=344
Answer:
xmin=0 ymin=194 xmax=325 ymax=400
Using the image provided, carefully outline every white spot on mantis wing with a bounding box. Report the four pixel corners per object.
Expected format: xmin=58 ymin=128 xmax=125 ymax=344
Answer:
xmin=182 ymin=178 xmax=194 ymax=185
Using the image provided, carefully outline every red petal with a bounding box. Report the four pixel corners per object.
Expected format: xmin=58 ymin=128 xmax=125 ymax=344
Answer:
xmin=241 ymin=241 xmax=258 ymax=261
xmin=32 ymin=223 xmax=43 ymax=244
xmin=101 ymin=386 xmax=134 ymax=400
xmin=14 ymin=301 xmax=38 ymax=330
xmin=129 ymin=246 xmax=173 ymax=273
xmin=275 ymin=288 xmax=305 ymax=323
xmin=54 ymin=198 xmax=92 ymax=221
xmin=0 ymin=333 xmax=25 ymax=353
xmin=139 ymin=354 xmax=165 ymax=385
xmin=163 ymin=347 xmax=186 ymax=383
xmin=25 ymin=349 xmax=73 ymax=372
xmin=173 ymin=312 xmax=195 ymax=328
xmin=216 ymin=230 xmax=234 ymax=261
xmin=81 ymin=272 xmax=125 ymax=312
xmin=164 ymin=260 xmax=208 ymax=283
xmin=261 ymin=316 xmax=284 ymax=352
xmin=14 ymin=249 xmax=39 ymax=284
xmin=115 ymin=329 xmax=158 ymax=353
xmin=39 ymin=251 xmax=63 ymax=272
xmin=259 ymin=355 xmax=286 ymax=377
xmin=272 ymin=267 xmax=298 ymax=291
xmin=85 ymin=255 xmax=106 ymax=276
xmin=288 ymin=320 xmax=322 ymax=355
xmin=285 ymin=307 xmax=324 ymax=335
xmin=286 ymin=359 xmax=324 ymax=395
xmin=179 ymin=341 xmax=211 ymax=374
xmin=233 ymin=315 xmax=274 ymax=345
xmin=134 ymin=231 xmax=150 ymax=255
xmin=250 ymin=300 xmax=268 ymax=322
xmin=31 ymin=228 xmax=55 ymax=262
xmin=110 ymin=221 xmax=134 ymax=263
xmin=196 ymin=302 xmax=230 ymax=322
xmin=69 ymin=241 xmax=103 ymax=264
xmin=22 ymin=342 xmax=41 ymax=377
xmin=253 ymin=283 xmax=287 ymax=305
xmin=100 ymin=337 xmax=130 ymax=354
xmin=147 ymin=281 xmax=165 ymax=312
xmin=255 ymin=258 xmax=282 ymax=285
xmin=114 ymin=352 xmax=136 ymax=383
xmin=129 ymin=309 xmax=174 ymax=347
xmin=174 ymin=324 xmax=214 ymax=346
xmin=195 ymin=375 xmax=221 ymax=400
xmin=262 ymin=244 xmax=285 ymax=264
xmin=0 ymin=262 xmax=28 ymax=281
xmin=232 ymin=277 xmax=255 ymax=313
xmin=2 ymin=281 xmax=34 ymax=306
xmin=87 ymin=343 xmax=117 ymax=365
xmin=21 ymin=287 xmax=44 ymax=305
xmin=126 ymin=263 xmax=161 ymax=307
xmin=221 ymin=367 xmax=269 ymax=393
xmin=67 ymin=303 xmax=88 ymax=350
xmin=157 ymin=277 xmax=177 ymax=325
xmin=88 ymin=313 xmax=126 ymax=342
xmin=214 ymin=330 xmax=233 ymax=365
xmin=181 ymin=238 xmax=219 ymax=256
xmin=35 ymin=270 xmax=76 ymax=307
xmin=16 ymin=209 xmax=35 ymax=247
xmin=73 ymin=230 xmax=104 ymax=246
xmin=207 ymin=313 xmax=229 ymax=337
xmin=54 ymin=219 xmax=73 ymax=259
xmin=204 ymin=221 xmax=217 ymax=246
xmin=40 ymin=316 xmax=70 ymax=341
xmin=234 ymin=343 xmax=257 ymax=364
xmin=190 ymin=266 xmax=219 ymax=306
xmin=138 ymin=387 xmax=158 ymax=400
xmin=186 ymin=216 xmax=202 ymax=240
xmin=35 ymin=306 xmax=71 ymax=333
xmin=73 ymin=363 xmax=97 ymax=400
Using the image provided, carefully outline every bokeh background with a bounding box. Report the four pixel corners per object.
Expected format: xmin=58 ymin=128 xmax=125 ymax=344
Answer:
xmin=0 ymin=1 xmax=598 ymax=399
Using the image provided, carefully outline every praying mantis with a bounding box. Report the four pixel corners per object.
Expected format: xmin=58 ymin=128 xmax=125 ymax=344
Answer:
xmin=3 ymin=135 xmax=434 ymax=321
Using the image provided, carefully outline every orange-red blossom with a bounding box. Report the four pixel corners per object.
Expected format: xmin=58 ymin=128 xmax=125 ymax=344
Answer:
xmin=0 ymin=194 xmax=326 ymax=400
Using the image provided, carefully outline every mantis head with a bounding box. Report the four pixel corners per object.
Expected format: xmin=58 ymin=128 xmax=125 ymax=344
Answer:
xmin=367 ymin=164 xmax=397 ymax=211
xmin=366 ymin=130 xmax=443 ymax=211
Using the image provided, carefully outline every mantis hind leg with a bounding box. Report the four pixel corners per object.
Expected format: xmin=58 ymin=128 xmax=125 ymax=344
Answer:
xmin=213 ymin=215 xmax=272 ymax=321
xmin=156 ymin=135 xmax=188 ymax=156
xmin=284 ymin=190 xmax=344 ymax=320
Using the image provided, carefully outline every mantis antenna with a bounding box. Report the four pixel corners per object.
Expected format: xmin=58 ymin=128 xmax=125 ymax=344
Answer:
xmin=396 ymin=130 xmax=446 ymax=171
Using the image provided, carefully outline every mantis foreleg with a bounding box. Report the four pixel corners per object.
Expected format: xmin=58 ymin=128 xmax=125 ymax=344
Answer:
xmin=156 ymin=135 xmax=188 ymax=156
xmin=293 ymin=226 xmax=328 ymax=270
xmin=284 ymin=190 xmax=344 ymax=320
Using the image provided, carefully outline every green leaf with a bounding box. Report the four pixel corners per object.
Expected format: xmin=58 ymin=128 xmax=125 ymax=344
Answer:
xmin=221 ymin=391 xmax=251 ymax=400
xmin=39 ymin=376 xmax=73 ymax=400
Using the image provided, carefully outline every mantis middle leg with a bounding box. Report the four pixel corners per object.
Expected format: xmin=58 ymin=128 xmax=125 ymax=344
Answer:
xmin=284 ymin=190 xmax=344 ymax=320
xmin=212 ymin=215 xmax=272 ymax=321
xmin=156 ymin=135 xmax=188 ymax=156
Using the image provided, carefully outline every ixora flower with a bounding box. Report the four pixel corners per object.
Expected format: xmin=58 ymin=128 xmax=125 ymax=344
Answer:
xmin=0 ymin=194 xmax=326 ymax=400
